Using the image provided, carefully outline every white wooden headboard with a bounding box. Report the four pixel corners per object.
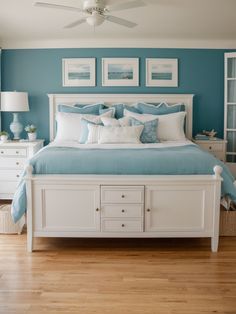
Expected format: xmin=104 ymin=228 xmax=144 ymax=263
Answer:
xmin=48 ymin=94 xmax=194 ymax=141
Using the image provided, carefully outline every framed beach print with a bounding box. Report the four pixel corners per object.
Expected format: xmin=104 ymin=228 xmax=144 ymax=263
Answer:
xmin=102 ymin=58 xmax=139 ymax=87
xmin=146 ymin=58 xmax=178 ymax=87
xmin=62 ymin=58 xmax=96 ymax=87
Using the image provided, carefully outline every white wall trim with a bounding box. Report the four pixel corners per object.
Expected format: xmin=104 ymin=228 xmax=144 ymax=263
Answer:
xmin=1 ymin=38 xmax=236 ymax=49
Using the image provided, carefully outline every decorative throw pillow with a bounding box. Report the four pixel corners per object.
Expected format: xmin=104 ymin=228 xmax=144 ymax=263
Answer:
xmin=137 ymin=102 xmax=185 ymax=115
xmin=124 ymin=109 xmax=186 ymax=141
xmin=58 ymin=103 xmax=104 ymax=115
xmin=79 ymin=118 xmax=103 ymax=144
xmin=129 ymin=117 xmax=159 ymax=143
xmin=101 ymin=116 xmax=130 ymax=127
xmin=98 ymin=125 xmax=144 ymax=144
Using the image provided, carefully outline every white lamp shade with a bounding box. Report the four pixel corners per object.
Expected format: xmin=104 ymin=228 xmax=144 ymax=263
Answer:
xmin=1 ymin=92 xmax=29 ymax=112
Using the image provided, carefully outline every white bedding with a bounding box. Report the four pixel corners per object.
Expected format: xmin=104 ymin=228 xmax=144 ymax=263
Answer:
xmin=49 ymin=139 xmax=194 ymax=149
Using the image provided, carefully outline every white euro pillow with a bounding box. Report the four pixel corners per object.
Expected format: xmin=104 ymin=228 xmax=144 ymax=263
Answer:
xmin=54 ymin=110 xmax=113 ymax=142
xmin=123 ymin=109 xmax=186 ymax=141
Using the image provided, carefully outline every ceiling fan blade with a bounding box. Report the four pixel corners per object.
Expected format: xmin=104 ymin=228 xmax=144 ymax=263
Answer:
xmin=105 ymin=15 xmax=137 ymax=28
xmin=34 ymin=2 xmax=83 ymax=12
xmin=107 ymin=0 xmax=146 ymax=12
xmin=64 ymin=19 xmax=87 ymax=29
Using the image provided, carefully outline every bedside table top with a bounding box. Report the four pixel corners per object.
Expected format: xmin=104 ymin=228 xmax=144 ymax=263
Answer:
xmin=0 ymin=139 xmax=45 ymax=146
xmin=193 ymin=138 xmax=227 ymax=144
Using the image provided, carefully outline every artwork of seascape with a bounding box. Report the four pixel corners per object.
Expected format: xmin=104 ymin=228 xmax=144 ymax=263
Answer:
xmin=108 ymin=64 xmax=134 ymax=80
xmin=151 ymin=64 xmax=173 ymax=80
xmin=68 ymin=64 xmax=90 ymax=80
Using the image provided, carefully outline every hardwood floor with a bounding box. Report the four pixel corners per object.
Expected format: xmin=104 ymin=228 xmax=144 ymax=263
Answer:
xmin=0 ymin=233 xmax=236 ymax=314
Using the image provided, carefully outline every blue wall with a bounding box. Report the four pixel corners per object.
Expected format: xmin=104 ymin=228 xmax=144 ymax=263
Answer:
xmin=1 ymin=48 xmax=228 ymax=143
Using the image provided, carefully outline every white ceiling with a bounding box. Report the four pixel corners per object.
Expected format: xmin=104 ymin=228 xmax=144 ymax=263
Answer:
xmin=1 ymin=0 xmax=236 ymax=48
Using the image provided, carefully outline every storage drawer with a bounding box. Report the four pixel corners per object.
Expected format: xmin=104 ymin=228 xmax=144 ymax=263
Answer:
xmin=102 ymin=204 xmax=143 ymax=218
xmin=200 ymin=143 xmax=223 ymax=152
xmin=102 ymin=219 xmax=143 ymax=232
xmin=0 ymin=169 xmax=23 ymax=180
xmin=101 ymin=186 xmax=144 ymax=204
xmin=0 ymin=157 xmax=26 ymax=169
xmin=0 ymin=148 xmax=27 ymax=157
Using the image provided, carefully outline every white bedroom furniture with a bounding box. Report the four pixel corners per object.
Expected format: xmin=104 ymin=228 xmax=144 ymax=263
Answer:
xmin=193 ymin=138 xmax=227 ymax=162
xmin=24 ymin=94 xmax=223 ymax=253
xmin=0 ymin=140 xmax=44 ymax=199
xmin=225 ymin=52 xmax=236 ymax=176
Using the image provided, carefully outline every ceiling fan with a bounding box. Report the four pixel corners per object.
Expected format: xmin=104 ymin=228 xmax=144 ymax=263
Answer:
xmin=34 ymin=0 xmax=147 ymax=28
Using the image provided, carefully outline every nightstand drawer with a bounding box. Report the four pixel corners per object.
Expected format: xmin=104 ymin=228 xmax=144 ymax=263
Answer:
xmin=102 ymin=204 xmax=143 ymax=218
xmin=0 ymin=148 xmax=27 ymax=157
xmin=0 ymin=169 xmax=23 ymax=180
xmin=200 ymin=143 xmax=223 ymax=152
xmin=101 ymin=186 xmax=144 ymax=204
xmin=0 ymin=158 xmax=26 ymax=169
xmin=102 ymin=219 xmax=143 ymax=232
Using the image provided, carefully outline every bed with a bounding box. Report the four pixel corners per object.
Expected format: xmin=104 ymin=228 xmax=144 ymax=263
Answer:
xmin=12 ymin=93 xmax=236 ymax=252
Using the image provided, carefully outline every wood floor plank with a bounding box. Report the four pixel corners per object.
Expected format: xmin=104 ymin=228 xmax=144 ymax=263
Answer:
xmin=0 ymin=233 xmax=236 ymax=314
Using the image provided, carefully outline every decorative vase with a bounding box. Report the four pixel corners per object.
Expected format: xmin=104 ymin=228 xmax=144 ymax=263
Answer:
xmin=28 ymin=132 xmax=37 ymax=141
xmin=0 ymin=135 xmax=8 ymax=143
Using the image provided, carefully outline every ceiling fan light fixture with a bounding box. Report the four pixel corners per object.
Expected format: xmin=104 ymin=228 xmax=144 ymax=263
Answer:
xmin=86 ymin=11 xmax=104 ymax=26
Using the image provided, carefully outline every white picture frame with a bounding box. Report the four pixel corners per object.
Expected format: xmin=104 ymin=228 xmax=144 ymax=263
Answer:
xmin=146 ymin=58 xmax=178 ymax=87
xmin=102 ymin=58 xmax=139 ymax=87
xmin=62 ymin=58 xmax=96 ymax=87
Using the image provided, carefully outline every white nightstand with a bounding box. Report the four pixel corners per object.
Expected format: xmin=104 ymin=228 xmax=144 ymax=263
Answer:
xmin=0 ymin=140 xmax=44 ymax=199
xmin=193 ymin=138 xmax=227 ymax=162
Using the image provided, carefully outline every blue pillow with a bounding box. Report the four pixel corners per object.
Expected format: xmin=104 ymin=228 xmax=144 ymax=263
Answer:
xmin=99 ymin=107 xmax=115 ymax=118
xmin=79 ymin=118 xmax=103 ymax=144
xmin=58 ymin=103 xmax=104 ymax=115
xmin=137 ymin=102 xmax=185 ymax=115
xmin=110 ymin=104 xmax=141 ymax=119
xmin=129 ymin=117 xmax=159 ymax=143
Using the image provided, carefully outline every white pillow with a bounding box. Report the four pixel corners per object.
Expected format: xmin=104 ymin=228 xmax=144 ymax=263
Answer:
xmin=86 ymin=125 xmax=144 ymax=144
xmin=99 ymin=125 xmax=144 ymax=144
xmin=123 ymin=109 xmax=186 ymax=141
xmin=55 ymin=110 xmax=113 ymax=142
xmin=101 ymin=116 xmax=130 ymax=127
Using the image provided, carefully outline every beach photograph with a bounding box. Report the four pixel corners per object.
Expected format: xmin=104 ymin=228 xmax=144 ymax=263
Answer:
xmin=151 ymin=63 xmax=173 ymax=80
xmin=108 ymin=64 xmax=134 ymax=80
xmin=68 ymin=64 xmax=91 ymax=80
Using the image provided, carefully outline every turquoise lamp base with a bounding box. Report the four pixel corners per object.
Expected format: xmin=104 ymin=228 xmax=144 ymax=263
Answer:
xmin=10 ymin=113 xmax=23 ymax=140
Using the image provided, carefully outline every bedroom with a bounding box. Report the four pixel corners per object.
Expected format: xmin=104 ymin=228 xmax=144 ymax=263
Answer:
xmin=0 ymin=0 xmax=236 ymax=313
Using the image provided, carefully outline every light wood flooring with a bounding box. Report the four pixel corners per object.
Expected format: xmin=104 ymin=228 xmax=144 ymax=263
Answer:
xmin=0 ymin=232 xmax=236 ymax=314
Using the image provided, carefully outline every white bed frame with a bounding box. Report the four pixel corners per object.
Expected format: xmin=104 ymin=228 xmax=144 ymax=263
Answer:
xmin=26 ymin=94 xmax=223 ymax=252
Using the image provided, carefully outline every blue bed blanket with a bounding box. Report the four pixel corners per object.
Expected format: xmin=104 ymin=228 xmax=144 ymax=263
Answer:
xmin=12 ymin=144 xmax=236 ymax=222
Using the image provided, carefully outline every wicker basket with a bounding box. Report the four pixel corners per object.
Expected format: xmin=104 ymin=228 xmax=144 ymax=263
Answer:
xmin=220 ymin=209 xmax=236 ymax=236
xmin=0 ymin=205 xmax=25 ymax=234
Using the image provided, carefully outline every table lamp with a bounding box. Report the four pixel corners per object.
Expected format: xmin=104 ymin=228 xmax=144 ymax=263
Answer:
xmin=1 ymin=92 xmax=29 ymax=140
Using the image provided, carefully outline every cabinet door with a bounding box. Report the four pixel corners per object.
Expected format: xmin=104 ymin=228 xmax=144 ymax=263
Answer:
xmin=145 ymin=185 xmax=213 ymax=233
xmin=34 ymin=184 xmax=100 ymax=232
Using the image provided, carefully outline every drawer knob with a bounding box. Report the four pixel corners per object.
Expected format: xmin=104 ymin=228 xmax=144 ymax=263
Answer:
xmin=0 ymin=151 xmax=4 ymax=154
xmin=121 ymin=195 xmax=125 ymax=198
xmin=209 ymin=146 xmax=212 ymax=150
xmin=16 ymin=175 xmax=20 ymax=178
xmin=16 ymin=151 xmax=19 ymax=154
xmin=16 ymin=162 xmax=19 ymax=165
xmin=122 ymin=224 xmax=125 ymax=227
xmin=147 ymin=209 xmax=151 ymax=212
xmin=121 ymin=209 xmax=125 ymax=213
xmin=96 ymin=208 xmax=99 ymax=212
